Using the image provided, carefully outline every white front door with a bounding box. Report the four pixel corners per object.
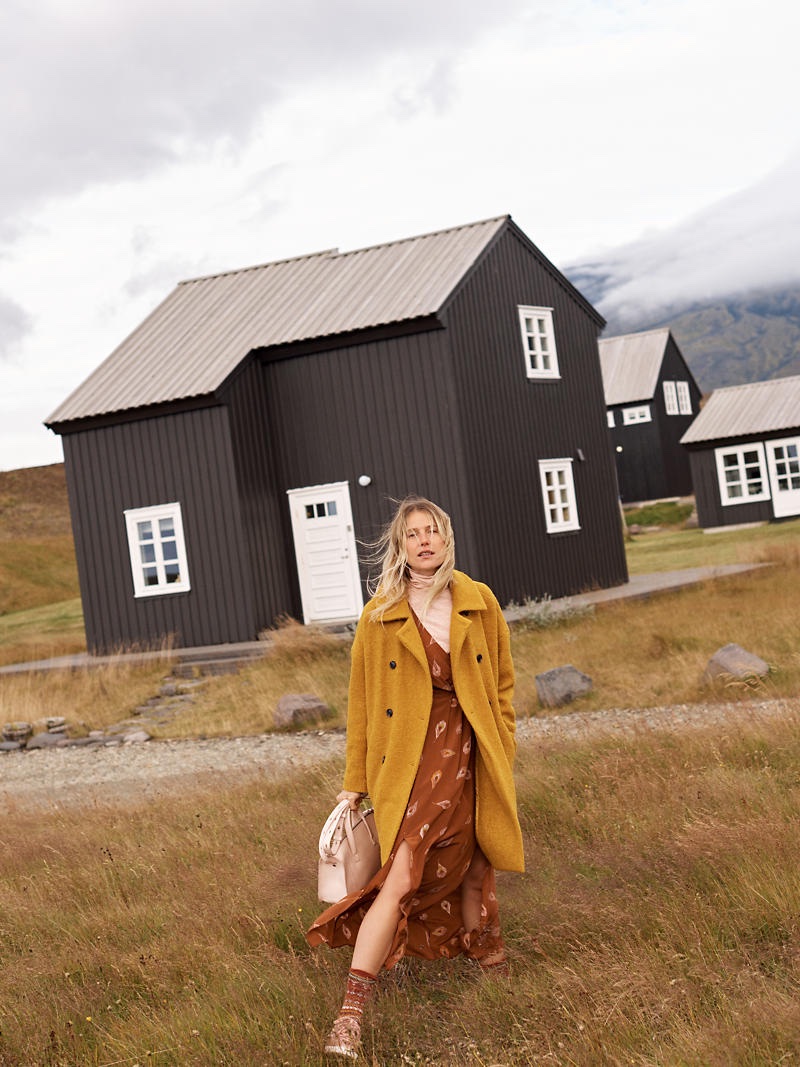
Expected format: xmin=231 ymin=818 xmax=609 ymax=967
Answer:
xmin=287 ymin=482 xmax=364 ymax=624
xmin=766 ymin=437 xmax=800 ymax=518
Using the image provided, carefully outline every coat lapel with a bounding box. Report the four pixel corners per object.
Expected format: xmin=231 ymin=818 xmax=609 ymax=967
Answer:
xmin=380 ymin=599 xmax=428 ymax=673
xmin=449 ymin=571 xmax=488 ymax=663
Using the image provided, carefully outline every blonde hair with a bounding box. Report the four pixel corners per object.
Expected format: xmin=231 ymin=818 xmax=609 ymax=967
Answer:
xmin=368 ymin=496 xmax=455 ymax=621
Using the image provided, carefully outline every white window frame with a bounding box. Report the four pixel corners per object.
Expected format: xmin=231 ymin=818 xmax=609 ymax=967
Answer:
xmin=607 ymin=410 xmax=615 ymax=428
xmin=676 ymin=380 xmax=692 ymax=415
xmin=622 ymin=404 xmax=651 ymax=425
xmin=124 ymin=502 xmax=191 ymax=598
xmin=517 ymin=306 xmax=560 ymax=379
xmin=663 ymin=380 xmax=679 ymax=415
xmin=539 ymin=458 xmax=580 ymax=533
xmin=714 ymin=444 xmax=770 ymax=506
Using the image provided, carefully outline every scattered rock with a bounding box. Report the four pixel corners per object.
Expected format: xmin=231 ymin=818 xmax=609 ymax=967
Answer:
xmin=273 ymin=693 xmax=334 ymax=730
xmin=703 ymin=643 xmax=770 ymax=685
xmin=535 ymin=665 xmax=593 ymax=708
xmin=0 ymin=740 xmax=22 ymax=752
xmin=122 ymin=730 xmax=151 ymax=744
xmin=46 ymin=716 xmax=67 ymax=733
xmin=2 ymin=722 xmax=32 ymax=743
xmin=26 ymin=732 xmax=68 ymax=750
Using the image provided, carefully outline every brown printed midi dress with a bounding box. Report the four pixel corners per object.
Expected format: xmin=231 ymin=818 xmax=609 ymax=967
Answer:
xmin=306 ymin=613 xmax=504 ymax=968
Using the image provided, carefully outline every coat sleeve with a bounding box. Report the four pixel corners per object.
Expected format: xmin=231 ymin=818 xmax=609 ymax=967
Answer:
xmin=342 ymin=617 xmax=369 ymax=794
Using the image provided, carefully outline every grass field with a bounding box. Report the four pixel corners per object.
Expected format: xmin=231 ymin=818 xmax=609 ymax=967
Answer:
xmin=1 ymin=710 xmax=798 ymax=1064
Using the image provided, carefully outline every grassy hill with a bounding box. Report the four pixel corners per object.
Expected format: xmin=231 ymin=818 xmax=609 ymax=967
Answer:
xmin=635 ymin=287 xmax=800 ymax=391
xmin=0 ymin=462 xmax=80 ymax=614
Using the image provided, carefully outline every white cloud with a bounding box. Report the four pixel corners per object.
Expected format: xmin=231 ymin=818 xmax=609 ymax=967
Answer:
xmin=569 ymin=148 xmax=800 ymax=324
xmin=2 ymin=0 xmax=800 ymax=469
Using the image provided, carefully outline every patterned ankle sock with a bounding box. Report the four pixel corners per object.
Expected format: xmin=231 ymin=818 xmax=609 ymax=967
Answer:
xmin=339 ymin=968 xmax=377 ymax=1020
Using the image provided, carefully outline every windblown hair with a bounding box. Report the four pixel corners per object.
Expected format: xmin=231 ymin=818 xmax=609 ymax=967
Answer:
xmin=368 ymin=496 xmax=455 ymax=621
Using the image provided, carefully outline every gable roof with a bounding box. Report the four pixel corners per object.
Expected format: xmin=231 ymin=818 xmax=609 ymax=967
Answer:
xmin=681 ymin=374 xmax=800 ymax=445
xmin=48 ymin=216 xmax=517 ymax=426
xmin=598 ymin=327 xmax=672 ymax=406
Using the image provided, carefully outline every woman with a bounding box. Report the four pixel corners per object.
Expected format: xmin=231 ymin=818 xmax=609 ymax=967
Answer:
xmin=306 ymin=496 xmax=524 ymax=1060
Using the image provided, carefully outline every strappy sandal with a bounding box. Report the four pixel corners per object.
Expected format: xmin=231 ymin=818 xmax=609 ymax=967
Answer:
xmin=324 ymin=1014 xmax=361 ymax=1060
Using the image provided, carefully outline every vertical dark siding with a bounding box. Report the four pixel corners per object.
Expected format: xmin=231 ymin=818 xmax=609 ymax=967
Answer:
xmin=261 ymin=328 xmax=473 ymax=601
xmin=607 ymin=410 xmax=666 ymax=503
xmin=222 ymin=359 xmax=295 ymax=629
xmin=655 ymin=337 xmax=701 ymax=498
xmin=62 ymin=406 xmax=257 ymax=653
xmin=440 ymin=226 xmax=628 ymax=603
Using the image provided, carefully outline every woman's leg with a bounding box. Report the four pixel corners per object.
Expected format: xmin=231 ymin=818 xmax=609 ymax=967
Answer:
xmin=325 ymin=841 xmax=414 ymax=1057
xmin=351 ymin=840 xmax=414 ymax=973
xmin=460 ymin=846 xmax=490 ymax=934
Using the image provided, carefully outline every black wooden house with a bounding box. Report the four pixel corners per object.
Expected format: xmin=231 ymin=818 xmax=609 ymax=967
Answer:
xmin=599 ymin=328 xmax=701 ymax=504
xmin=681 ymin=374 xmax=800 ymax=528
xmin=46 ymin=216 xmax=628 ymax=653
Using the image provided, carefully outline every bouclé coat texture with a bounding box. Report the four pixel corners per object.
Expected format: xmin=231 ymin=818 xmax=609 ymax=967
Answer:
xmin=343 ymin=571 xmax=525 ymax=873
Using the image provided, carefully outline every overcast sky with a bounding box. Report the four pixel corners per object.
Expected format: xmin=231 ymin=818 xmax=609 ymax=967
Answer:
xmin=2 ymin=0 xmax=799 ymax=470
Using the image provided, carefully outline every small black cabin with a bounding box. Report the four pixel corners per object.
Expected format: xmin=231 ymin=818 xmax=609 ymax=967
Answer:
xmin=681 ymin=374 xmax=800 ymax=529
xmin=47 ymin=215 xmax=628 ymax=653
xmin=599 ymin=328 xmax=701 ymax=504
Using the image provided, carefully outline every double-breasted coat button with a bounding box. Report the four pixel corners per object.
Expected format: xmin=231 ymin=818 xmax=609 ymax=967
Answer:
xmin=389 ymin=660 xmax=396 ymax=669
xmin=386 ymin=708 xmax=393 ymax=717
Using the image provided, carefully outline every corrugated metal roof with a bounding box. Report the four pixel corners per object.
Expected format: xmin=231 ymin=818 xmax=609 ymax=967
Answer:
xmin=681 ymin=374 xmax=800 ymax=445
xmin=598 ymin=328 xmax=671 ymax=406
xmin=47 ymin=216 xmax=510 ymax=425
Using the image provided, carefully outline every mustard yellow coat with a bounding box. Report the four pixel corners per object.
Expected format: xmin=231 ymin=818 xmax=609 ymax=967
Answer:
xmin=342 ymin=570 xmax=525 ymax=873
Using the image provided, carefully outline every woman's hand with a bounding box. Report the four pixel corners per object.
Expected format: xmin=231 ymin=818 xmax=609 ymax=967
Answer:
xmin=337 ymin=789 xmax=366 ymax=810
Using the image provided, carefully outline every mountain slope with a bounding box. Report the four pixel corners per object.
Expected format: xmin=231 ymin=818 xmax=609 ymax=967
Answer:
xmin=566 ymin=272 xmax=800 ymax=392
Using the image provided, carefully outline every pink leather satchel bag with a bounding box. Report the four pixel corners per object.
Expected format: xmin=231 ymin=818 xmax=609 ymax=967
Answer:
xmin=317 ymin=799 xmax=381 ymax=903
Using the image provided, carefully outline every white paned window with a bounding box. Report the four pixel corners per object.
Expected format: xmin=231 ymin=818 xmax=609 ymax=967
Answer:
xmin=663 ymin=380 xmax=679 ymax=414
xmin=676 ymin=381 xmax=692 ymax=415
xmin=517 ymin=306 xmax=559 ymax=379
xmin=124 ymin=502 xmax=191 ymax=597
xmin=771 ymin=440 xmax=800 ymax=491
xmin=607 ymin=410 xmax=615 ymax=428
xmin=714 ymin=445 xmax=770 ymax=506
xmin=539 ymin=459 xmax=580 ymax=533
xmin=622 ymin=404 xmax=651 ymax=425
xmin=305 ymin=499 xmax=338 ymax=519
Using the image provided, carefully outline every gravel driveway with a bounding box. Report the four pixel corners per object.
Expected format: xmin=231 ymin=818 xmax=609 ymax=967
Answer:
xmin=2 ymin=697 xmax=798 ymax=814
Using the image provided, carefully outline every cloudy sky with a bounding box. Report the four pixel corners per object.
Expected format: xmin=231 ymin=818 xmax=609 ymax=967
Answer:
xmin=2 ymin=0 xmax=799 ymax=470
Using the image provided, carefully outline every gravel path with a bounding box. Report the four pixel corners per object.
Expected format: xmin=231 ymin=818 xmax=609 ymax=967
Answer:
xmin=2 ymin=697 xmax=798 ymax=814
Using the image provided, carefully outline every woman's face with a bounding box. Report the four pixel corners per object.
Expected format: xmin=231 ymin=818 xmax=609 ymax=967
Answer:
xmin=404 ymin=509 xmax=446 ymax=576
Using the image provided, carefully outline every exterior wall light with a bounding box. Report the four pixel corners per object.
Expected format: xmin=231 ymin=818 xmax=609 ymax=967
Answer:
xmin=357 ymin=474 xmax=372 ymax=487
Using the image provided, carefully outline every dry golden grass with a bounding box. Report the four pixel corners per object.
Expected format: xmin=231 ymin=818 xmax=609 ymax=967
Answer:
xmin=512 ymin=562 xmax=800 ymax=717
xmin=2 ymin=559 xmax=798 ymax=741
xmin=0 ymin=657 xmax=169 ymax=735
xmin=154 ymin=622 xmax=352 ymax=739
xmin=0 ymin=463 xmax=72 ymax=539
xmin=1 ymin=712 xmax=799 ymax=1064
xmin=0 ymin=464 xmax=79 ymax=615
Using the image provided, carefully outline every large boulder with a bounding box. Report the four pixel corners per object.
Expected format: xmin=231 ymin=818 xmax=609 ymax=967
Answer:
xmin=703 ymin=643 xmax=770 ymax=685
xmin=535 ymin=665 xmax=593 ymax=708
xmin=273 ymin=693 xmax=333 ymax=730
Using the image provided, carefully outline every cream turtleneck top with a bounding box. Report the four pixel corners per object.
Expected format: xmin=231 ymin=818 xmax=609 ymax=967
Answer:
xmin=406 ymin=571 xmax=453 ymax=652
